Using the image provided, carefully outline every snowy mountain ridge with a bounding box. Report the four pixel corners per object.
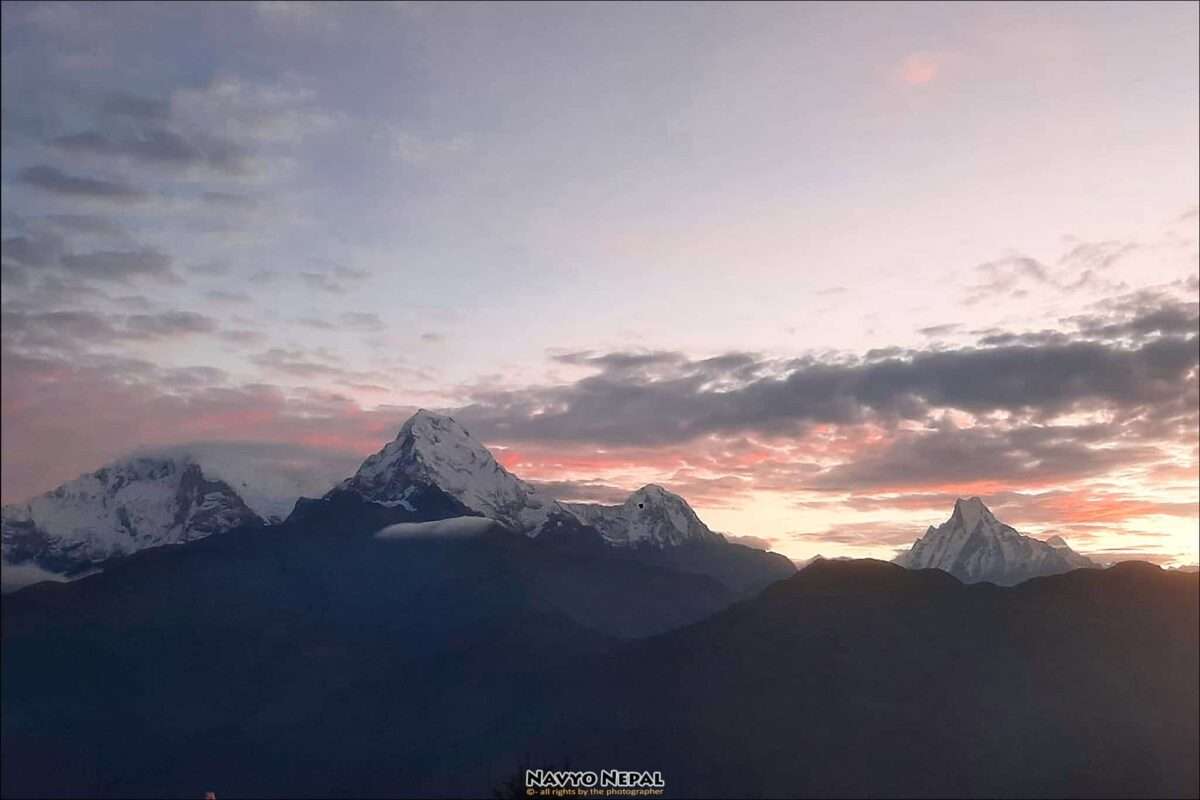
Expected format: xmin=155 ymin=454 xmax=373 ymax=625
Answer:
xmin=565 ymin=484 xmax=723 ymax=547
xmin=1 ymin=456 xmax=261 ymax=583
xmin=2 ymin=410 xmax=759 ymax=589
xmin=894 ymin=497 xmax=1095 ymax=585
xmin=335 ymin=410 xmax=569 ymax=535
xmin=337 ymin=410 xmax=723 ymax=548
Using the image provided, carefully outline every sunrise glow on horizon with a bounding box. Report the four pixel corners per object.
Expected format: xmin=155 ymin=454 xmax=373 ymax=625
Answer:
xmin=2 ymin=1 xmax=1197 ymax=567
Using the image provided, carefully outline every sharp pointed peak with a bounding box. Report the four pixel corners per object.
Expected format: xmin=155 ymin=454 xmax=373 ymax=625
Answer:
xmin=396 ymin=408 xmax=473 ymax=440
xmin=951 ymin=496 xmax=995 ymax=531
xmin=403 ymin=407 xmax=457 ymax=425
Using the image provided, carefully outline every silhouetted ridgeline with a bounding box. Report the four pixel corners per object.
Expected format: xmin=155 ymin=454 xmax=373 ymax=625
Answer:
xmin=3 ymin=508 xmax=1196 ymax=800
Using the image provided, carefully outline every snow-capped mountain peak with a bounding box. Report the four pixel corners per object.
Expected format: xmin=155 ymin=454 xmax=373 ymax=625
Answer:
xmin=894 ymin=497 xmax=1094 ymax=585
xmin=330 ymin=411 xmax=733 ymax=550
xmin=2 ymin=455 xmax=261 ymax=581
xmin=353 ymin=410 xmax=498 ymax=490
xmin=566 ymin=483 xmax=722 ymax=548
xmin=951 ymin=496 xmax=994 ymax=534
xmin=336 ymin=410 xmax=566 ymax=535
xmin=336 ymin=412 xmax=732 ymax=550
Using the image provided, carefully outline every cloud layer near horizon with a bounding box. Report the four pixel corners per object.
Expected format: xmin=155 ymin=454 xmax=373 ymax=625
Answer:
xmin=3 ymin=287 xmax=1197 ymax=563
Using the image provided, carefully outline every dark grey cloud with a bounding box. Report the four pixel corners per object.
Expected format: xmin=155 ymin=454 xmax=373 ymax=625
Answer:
xmin=159 ymin=365 xmax=228 ymax=389
xmin=189 ymin=260 xmax=231 ymax=276
xmin=100 ymin=92 xmax=170 ymax=121
xmin=1 ymin=233 xmax=64 ymax=267
xmin=2 ymin=308 xmax=219 ymax=353
xmin=917 ymin=323 xmax=961 ymax=337
xmin=125 ymin=311 xmax=217 ymax=338
xmin=803 ymin=422 xmax=1161 ymax=492
xmin=60 ymin=247 xmax=174 ymax=281
xmin=298 ymin=316 xmax=336 ymax=330
xmin=52 ymin=122 xmax=247 ymax=174
xmin=968 ymin=256 xmax=1052 ymax=301
xmin=966 ymin=248 xmax=1131 ymax=303
xmin=552 ymin=350 xmax=686 ymax=371
xmin=1 ymin=263 xmax=29 ymax=289
xmin=44 ymin=213 xmax=127 ymax=236
xmin=201 ymin=191 xmax=258 ymax=209
xmin=456 ymin=314 xmax=1198 ymax=447
xmin=205 ymin=289 xmax=253 ymax=305
xmin=974 ymin=329 xmax=1069 ymax=347
xmin=863 ymin=346 xmax=910 ymax=361
xmin=1060 ymin=240 xmax=1138 ymax=272
xmin=295 ymin=266 xmax=371 ymax=294
xmin=1 ymin=309 xmax=120 ymax=352
xmin=288 ymin=266 xmax=367 ymax=293
xmin=297 ymin=271 xmax=345 ymax=293
xmin=18 ymin=165 xmax=146 ymax=201
xmin=339 ymin=312 xmax=385 ymax=332
xmin=250 ymin=347 xmax=386 ymax=385
xmin=219 ymin=329 xmax=268 ymax=347
xmin=333 ymin=265 xmax=370 ymax=281
xmin=1067 ymin=290 xmax=1200 ymax=340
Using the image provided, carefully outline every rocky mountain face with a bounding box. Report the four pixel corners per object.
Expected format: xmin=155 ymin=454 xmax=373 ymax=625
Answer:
xmin=894 ymin=497 xmax=1095 ymax=585
xmin=1 ymin=456 xmax=262 ymax=581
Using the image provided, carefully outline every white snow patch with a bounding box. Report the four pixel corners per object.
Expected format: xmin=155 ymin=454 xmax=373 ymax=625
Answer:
xmin=375 ymin=516 xmax=498 ymax=540
xmin=1 ymin=561 xmax=71 ymax=593
xmin=566 ymin=484 xmax=719 ymax=547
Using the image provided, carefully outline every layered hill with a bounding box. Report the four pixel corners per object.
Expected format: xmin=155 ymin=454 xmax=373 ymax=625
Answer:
xmin=527 ymin=559 xmax=1199 ymax=798
xmin=5 ymin=554 xmax=1194 ymax=798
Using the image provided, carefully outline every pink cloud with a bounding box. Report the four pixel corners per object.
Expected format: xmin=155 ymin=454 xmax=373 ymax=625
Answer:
xmin=0 ymin=348 xmax=405 ymax=503
xmin=898 ymin=51 xmax=942 ymax=86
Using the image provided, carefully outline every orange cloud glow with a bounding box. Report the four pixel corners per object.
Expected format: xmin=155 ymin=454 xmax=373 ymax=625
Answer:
xmin=899 ymin=52 xmax=941 ymax=85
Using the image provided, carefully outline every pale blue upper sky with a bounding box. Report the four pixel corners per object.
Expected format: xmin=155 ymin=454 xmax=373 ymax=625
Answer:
xmin=2 ymin=2 xmax=1198 ymax=563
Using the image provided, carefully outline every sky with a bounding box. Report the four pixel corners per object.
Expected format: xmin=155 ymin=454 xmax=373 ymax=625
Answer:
xmin=1 ymin=1 xmax=1198 ymax=566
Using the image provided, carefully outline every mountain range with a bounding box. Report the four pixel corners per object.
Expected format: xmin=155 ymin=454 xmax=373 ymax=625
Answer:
xmin=1 ymin=410 xmax=792 ymax=593
xmin=2 ymin=411 xmax=1109 ymax=595
xmin=0 ymin=456 xmax=262 ymax=579
xmin=2 ymin=410 xmax=1196 ymax=798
